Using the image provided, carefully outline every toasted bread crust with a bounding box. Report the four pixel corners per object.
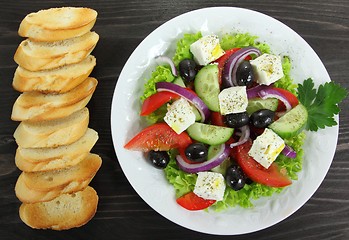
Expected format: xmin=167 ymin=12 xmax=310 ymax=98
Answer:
xmin=11 ymin=77 xmax=97 ymax=122
xmin=14 ymin=108 xmax=89 ymax=148
xmin=18 ymin=7 xmax=97 ymax=42
xmin=13 ymin=55 xmax=96 ymax=93
xmin=14 ymin=31 xmax=99 ymax=71
xmin=19 ymin=186 xmax=98 ymax=230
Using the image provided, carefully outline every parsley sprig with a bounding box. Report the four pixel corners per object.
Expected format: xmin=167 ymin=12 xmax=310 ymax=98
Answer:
xmin=297 ymin=78 xmax=348 ymax=131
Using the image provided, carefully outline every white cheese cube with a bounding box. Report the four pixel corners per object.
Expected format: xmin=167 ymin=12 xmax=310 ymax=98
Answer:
xmin=218 ymin=86 xmax=248 ymax=115
xmin=190 ymin=35 xmax=225 ymax=65
xmin=250 ymin=54 xmax=284 ymax=85
xmin=194 ymin=172 xmax=225 ymax=201
xmin=164 ymin=98 xmax=196 ymax=134
xmin=248 ymin=128 xmax=285 ymax=169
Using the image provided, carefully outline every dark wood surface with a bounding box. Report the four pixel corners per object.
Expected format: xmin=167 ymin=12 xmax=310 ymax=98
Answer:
xmin=0 ymin=0 xmax=348 ymax=239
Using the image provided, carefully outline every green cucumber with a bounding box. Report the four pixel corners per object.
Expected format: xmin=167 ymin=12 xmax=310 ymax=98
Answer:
xmin=208 ymin=145 xmax=231 ymax=174
xmin=186 ymin=122 xmax=234 ymax=145
xmin=173 ymin=76 xmax=186 ymax=87
xmin=191 ymin=106 xmax=201 ymax=122
xmin=194 ymin=64 xmax=220 ymax=111
xmin=269 ymin=104 xmax=308 ymax=139
xmin=246 ymin=98 xmax=279 ymax=115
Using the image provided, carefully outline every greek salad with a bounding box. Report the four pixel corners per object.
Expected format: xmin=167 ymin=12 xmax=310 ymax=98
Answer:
xmin=124 ymin=32 xmax=347 ymax=211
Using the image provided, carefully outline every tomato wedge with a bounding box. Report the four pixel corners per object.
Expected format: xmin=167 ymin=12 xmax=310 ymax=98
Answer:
xmin=215 ymin=48 xmax=252 ymax=83
xmin=176 ymin=192 xmax=216 ymax=211
xmin=234 ymin=141 xmax=291 ymax=187
xmin=210 ymin=111 xmax=226 ymax=127
xmin=124 ymin=123 xmax=192 ymax=151
xmin=272 ymin=87 xmax=299 ymax=111
xmin=140 ymin=91 xmax=179 ymax=116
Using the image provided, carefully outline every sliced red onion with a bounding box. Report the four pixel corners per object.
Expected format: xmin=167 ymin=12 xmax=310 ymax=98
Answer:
xmin=222 ymin=47 xmax=261 ymax=88
xmin=155 ymin=55 xmax=178 ymax=76
xmin=230 ymin=125 xmax=250 ymax=148
xmin=176 ymin=144 xmax=230 ymax=173
xmin=246 ymin=85 xmax=271 ymax=99
xmin=258 ymin=88 xmax=292 ymax=112
xmin=282 ymin=144 xmax=297 ymax=158
xmin=156 ymin=82 xmax=210 ymax=122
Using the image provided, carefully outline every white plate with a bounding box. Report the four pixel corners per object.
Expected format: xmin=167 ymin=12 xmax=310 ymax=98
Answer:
xmin=111 ymin=7 xmax=338 ymax=235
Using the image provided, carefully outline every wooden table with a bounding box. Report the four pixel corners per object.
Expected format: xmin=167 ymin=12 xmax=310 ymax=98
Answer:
xmin=0 ymin=1 xmax=348 ymax=239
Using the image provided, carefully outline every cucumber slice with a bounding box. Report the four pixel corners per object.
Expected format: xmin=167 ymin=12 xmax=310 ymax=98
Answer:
xmin=269 ymin=104 xmax=308 ymax=139
xmin=186 ymin=122 xmax=234 ymax=145
xmin=209 ymin=145 xmax=231 ymax=174
xmin=173 ymin=77 xmax=186 ymax=87
xmin=194 ymin=64 xmax=220 ymax=111
xmin=191 ymin=105 xmax=201 ymax=121
xmin=246 ymin=98 xmax=279 ymax=115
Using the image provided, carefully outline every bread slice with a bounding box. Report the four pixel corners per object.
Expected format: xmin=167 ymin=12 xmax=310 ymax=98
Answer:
xmin=18 ymin=7 xmax=97 ymax=42
xmin=14 ymin=107 xmax=89 ymax=148
xmin=15 ymin=153 xmax=101 ymax=202
xmin=15 ymin=128 xmax=98 ymax=172
xmin=19 ymin=186 xmax=98 ymax=230
xmin=14 ymin=31 xmax=99 ymax=71
xmin=13 ymin=55 xmax=96 ymax=93
xmin=15 ymin=172 xmax=91 ymax=203
xmin=11 ymin=77 xmax=97 ymax=122
xmin=20 ymin=153 xmax=102 ymax=192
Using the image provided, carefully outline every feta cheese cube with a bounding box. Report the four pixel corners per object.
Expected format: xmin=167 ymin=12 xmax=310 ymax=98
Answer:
xmin=248 ymin=128 xmax=285 ymax=169
xmin=194 ymin=172 xmax=225 ymax=201
xmin=164 ymin=98 xmax=196 ymax=134
xmin=190 ymin=35 xmax=225 ymax=65
xmin=250 ymin=54 xmax=284 ymax=85
xmin=218 ymin=86 xmax=248 ymax=115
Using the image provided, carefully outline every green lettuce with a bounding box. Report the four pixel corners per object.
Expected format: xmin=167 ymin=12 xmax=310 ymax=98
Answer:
xmin=140 ymin=65 xmax=175 ymax=101
xmin=173 ymin=32 xmax=202 ymax=66
xmin=220 ymin=33 xmax=271 ymax=54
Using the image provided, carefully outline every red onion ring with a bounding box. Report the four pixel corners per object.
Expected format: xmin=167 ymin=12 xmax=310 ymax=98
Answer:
xmin=282 ymin=144 xmax=297 ymax=158
xmin=176 ymin=144 xmax=230 ymax=173
xmin=155 ymin=55 xmax=178 ymax=76
xmin=230 ymin=125 xmax=250 ymax=148
xmin=156 ymin=82 xmax=210 ymax=122
xmin=222 ymin=47 xmax=261 ymax=88
xmin=258 ymin=88 xmax=292 ymax=112
xmin=246 ymin=85 xmax=271 ymax=99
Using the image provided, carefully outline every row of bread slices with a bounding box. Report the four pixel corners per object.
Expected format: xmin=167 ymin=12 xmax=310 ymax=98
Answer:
xmin=10 ymin=7 xmax=101 ymax=230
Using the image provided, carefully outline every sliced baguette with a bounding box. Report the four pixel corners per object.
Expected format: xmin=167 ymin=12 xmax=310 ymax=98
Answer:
xmin=15 ymin=173 xmax=91 ymax=203
xmin=11 ymin=77 xmax=97 ymax=122
xmin=18 ymin=7 xmax=97 ymax=42
xmin=14 ymin=107 xmax=89 ymax=148
xmin=13 ymin=55 xmax=96 ymax=93
xmin=15 ymin=128 xmax=98 ymax=172
xmin=20 ymin=153 xmax=102 ymax=192
xmin=19 ymin=186 xmax=98 ymax=230
xmin=14 ymin=31 xmax=99 ymax=71
xmin=15 ymin=153 xmax=101 ymax=203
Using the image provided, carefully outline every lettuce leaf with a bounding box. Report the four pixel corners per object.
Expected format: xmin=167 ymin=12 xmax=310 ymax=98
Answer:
xmin=140 ymin=65 xmax=175 ymax=101
xmin=220 ymin=33 xmax=270 ymax=54
xmin=173 ymin=32 xmax=202 ymax=66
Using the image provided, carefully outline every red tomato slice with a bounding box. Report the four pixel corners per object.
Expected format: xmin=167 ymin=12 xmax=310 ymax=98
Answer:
xmin=124 ymin=123 xmax=192 ymax=151
xmin=215 ymin=48 xmax=252 ymax=83
xmin=176 ymin=192 xmax=216 ymax=211
xmin=210 ymin=111 xmax=226 ymax=127
xmin=234 ymin=141 xmax=291 ymax=187
xmin=272 ymin=87 xmax=299 ymax=112
xmin=140 ymin=91 xmax=179 ymax=116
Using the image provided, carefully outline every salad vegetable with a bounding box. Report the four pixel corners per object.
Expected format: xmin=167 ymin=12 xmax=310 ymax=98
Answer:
xmin=125 ymin=32 xmax=347 ymax=211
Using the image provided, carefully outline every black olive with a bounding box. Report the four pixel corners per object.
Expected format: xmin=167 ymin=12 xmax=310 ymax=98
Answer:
xmin=185 ymin=143 xmax=208 ymax=163
xmin=236 ymin=60 xmax=254 ymax=86
xmin=178 ymin=59 xmax=197 ymax=83
xmin=225 ymin=164 xmax=246 ymax=191
xmin=224 ymin=112 xmax=249 ymax=128
xmin=250 ymin=109 xmax=275 ymax=128
xmin=148 ymin=150 xmax=170 ymax=169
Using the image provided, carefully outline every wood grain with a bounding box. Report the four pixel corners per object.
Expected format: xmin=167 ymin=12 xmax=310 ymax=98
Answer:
xmin=0 ymin=0 xmax=348 ymax=239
